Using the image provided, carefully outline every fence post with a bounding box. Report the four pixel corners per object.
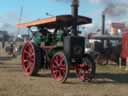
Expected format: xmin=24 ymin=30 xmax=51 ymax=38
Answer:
xmin=119 ymin=57 xmax=122 ymax=68
xmin=125 ymin=57 xmax=128 ymax=71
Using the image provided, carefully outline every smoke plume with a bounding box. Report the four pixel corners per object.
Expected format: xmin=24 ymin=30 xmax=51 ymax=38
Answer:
xmin=103 ymin=3 xmax=128 ymax=17
xmin=89 ymin=0 xmax=128 ymax=17
xmin=0 ymin=11 xmax=27 ymax=36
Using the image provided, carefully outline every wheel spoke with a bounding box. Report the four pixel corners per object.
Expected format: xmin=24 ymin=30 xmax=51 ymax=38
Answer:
xmin=53 ymin=70 xmax=59 ymax=79
xmin=27 ymin=45 xmax=32 ymax=50
xmin=29 ymin=59 xmax=34 ymax=65
xmin=26 ymin=50 xmax=34 ymax=57
xmin=26 ymin=60 xmax=33 ymax=72
xmin=80 ymin=64 xmax=85 ymax=68
xmin=29 ymin=54 xmax=34 ymax=61
xmin=61 ymin=70 xmax=65 ymax=76
xmin=60 ymin=56 xmax=64 ymax=64
xmin=59 ymin=56 xmax=65 ymax=69
xmin=54 ymin=59 xmax=59 ymax=65
xmin=59 ymin=65 xmax=66 ymax=71
xmin=58 ymin=71 xmax=63 ymax=78
xmin=52 ymin=69 xmax=58 ymax=74
xmin=24 ymin=50 xmax=29 ymax=55
xmin=23 ymin=60 xmax=28 ymax=63
xmin=55 ymin=55 xmax=59 ymax=61
xmin=52 ymin=63 xmax=57 ymax=69
xmin=28 ymin=48 xmax=33 ymax=54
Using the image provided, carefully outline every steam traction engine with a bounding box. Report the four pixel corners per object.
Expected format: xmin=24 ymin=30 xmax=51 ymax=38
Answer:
xmin=17 ymin=1 xmax=96 ymax=83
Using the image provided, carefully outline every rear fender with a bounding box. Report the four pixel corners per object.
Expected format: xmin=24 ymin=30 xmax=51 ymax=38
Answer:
xmin=49 ymin=47 xmax=63 ymax=57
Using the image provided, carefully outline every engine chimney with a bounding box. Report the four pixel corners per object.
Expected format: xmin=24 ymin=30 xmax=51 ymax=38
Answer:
xmin=101 ymin=12 xmax=105 ymax=48
xmin=71 ymin=0 xmax=79 ymax=36
xmin=102 ymin=13 xmax=105 ymax=34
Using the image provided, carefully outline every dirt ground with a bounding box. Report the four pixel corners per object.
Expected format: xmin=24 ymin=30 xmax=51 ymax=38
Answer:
xmin=0 ymin=47 xmax=128 ymax=96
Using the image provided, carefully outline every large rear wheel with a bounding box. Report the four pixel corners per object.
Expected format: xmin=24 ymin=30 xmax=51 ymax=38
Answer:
xmin=76 ymin=57 xmax=96 ymax=82
xmin=21 ymin=42 xmax=42 ymax=76
xmin=50 ymin=52 xmax=69 ymax=83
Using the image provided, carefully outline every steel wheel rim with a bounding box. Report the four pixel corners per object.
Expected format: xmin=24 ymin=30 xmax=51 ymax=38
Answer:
xmin=21 ymin=42 xmax=35 ymax=76
xmin=51 ymin=53 xmax=66 ymax=81
xmin=76 ymin=63 xmax=92 ymax=81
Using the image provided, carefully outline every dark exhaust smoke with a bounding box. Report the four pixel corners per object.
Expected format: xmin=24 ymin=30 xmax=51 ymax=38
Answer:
xmin=104 ymin=3 xmax=128 ymax=17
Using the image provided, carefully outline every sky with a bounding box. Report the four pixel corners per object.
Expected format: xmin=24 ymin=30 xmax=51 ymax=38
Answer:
xmin=0 ymin=0 xmax=104 ymax=23
xmin=0 ymin=0 xmax=128 ymax=35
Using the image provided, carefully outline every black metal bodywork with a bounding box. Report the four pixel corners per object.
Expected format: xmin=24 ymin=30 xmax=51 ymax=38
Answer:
xmin=64 ymin=36 xmax=85 ymax=64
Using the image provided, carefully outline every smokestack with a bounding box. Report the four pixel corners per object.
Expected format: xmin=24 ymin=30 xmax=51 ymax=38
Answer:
xmin=102 ymin=12 xmax=105 ymax=35
xmin=71 ymin=0 xmax=79 ymax=36
xmin=101 ymin=12 xmax=105 ymax=48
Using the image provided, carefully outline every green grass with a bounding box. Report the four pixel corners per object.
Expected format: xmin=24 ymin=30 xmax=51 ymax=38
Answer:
xmin=96 ymin=64 xmax=128 ymax=74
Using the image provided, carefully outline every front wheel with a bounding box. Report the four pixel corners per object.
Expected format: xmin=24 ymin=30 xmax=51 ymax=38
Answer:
xmin=76 ymin=57 xmax=96 ymax=82
xmin=50 ymin=52 xmax=69 ymax=83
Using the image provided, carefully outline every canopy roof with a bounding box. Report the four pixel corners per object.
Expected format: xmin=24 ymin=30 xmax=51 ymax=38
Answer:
xmin=17 ymin=15 xmax=92 ymax=29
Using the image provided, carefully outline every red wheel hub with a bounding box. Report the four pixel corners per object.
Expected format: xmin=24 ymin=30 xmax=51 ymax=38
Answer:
xmin=21 ymin=42 xmax=35 ymax=76
xmin=76 ymin=63 xmax=91 ymax=81
xmin=50 ymin=53 xmax=66 ymax=81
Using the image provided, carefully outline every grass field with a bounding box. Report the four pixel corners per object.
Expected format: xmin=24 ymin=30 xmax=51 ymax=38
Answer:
xmin=0 ymin=45 xmax=128 ymax=96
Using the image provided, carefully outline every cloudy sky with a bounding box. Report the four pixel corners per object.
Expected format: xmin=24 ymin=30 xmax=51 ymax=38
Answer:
xmin=0 ymin=0 xmax=128 ymax=34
